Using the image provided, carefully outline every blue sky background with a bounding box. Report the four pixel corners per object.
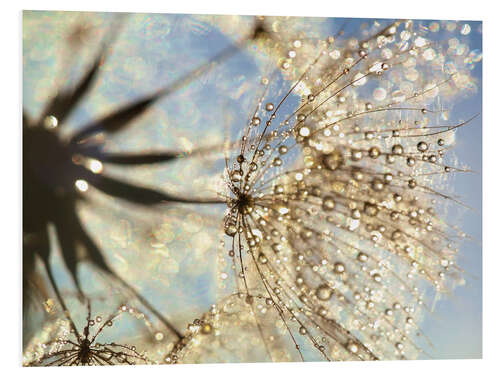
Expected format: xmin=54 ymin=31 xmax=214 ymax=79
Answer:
xmin=22 ymin=12 xmax=482 ymax=360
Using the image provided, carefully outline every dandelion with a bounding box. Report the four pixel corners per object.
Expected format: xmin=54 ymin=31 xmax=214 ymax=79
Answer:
xmin=23 ymin=13 xmax=481 ymax=364
xmin=23 ymin=299 xmax=152 ymax=366
xmin=23 ymin=12 xmax=262 ymax=344
xmin=215 ymin=17 xmax=481 ymax=361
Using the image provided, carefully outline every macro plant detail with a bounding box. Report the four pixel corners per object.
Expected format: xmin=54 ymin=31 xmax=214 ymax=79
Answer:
xmin=23 ymin=300 xmax=155 ymax=365
xmin=216 ymin=17 xmax=481 ymax=361
xmin=23 ymin=12 xmax=265 ymax=348
xmin=23 ymin=12 xmax=482 ymax=365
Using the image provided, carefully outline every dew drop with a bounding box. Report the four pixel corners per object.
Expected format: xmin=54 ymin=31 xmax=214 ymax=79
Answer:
xmin=323 ymin=150 xmax=344 ymax=170
xmin=315 ymin=284 xmax=333 ymax=301
xmin=231 ymin=170 xmax=243 ymax=182
xmin=369 ymin=147 xmax=380 ymax=159
xmin=417 ymin=141 xmax=428 ymax=152
xmin=322 ymin=196 xmax=336 ymax=211
xmin=299 ymin=126 xmax=310 ymax=137
xmin=392 ymin=144 xmax=404 ymax=155
xmin=334 ymin=262 xmax=345 ymax=274
xmin=225 ymin=224 xmax=238 ymax=237
xmin=273 ymin=157 xmax=283 ymax=167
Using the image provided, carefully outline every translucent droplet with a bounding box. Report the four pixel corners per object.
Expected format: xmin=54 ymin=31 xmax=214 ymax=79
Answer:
xmin=347 ymin=341 xmax=359 ymax=353
xmin=392 ymin=144 xmax=404 ymax=155
xmin=315 ymin=284 xmax=333 ymax=301
xmin=231 ymin=170 xmax=243 ymax=182
xmin=225 ymin=224 xmax=237 ymax=237
xmin=334 ymin=262 xmax=345 ymax=274
xmin=357 ymin=252 xmax=368 ymax=262
xmin=369 ymin=147 xmax=380 ymax=159
xmin=201 ymin=323 xmax=212 ymax=334
xmin=299 ymin=126 xmax=310 ymax=137
xmin=417 ymin=141 xmax=428 ymax=152
xmin=371 ymin=178 xmax=384 ymax=192
xmin=322 ymin=196 xmax=335 ymax=211
xmin=323 ymin=150 xmax=344 ymax=170
xmin=75 ymin=179 xmax=89 ymax=192
xmin=43 ymin=115 xmax=58 ymax=130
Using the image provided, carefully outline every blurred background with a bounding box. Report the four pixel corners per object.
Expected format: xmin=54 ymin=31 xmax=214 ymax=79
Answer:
xmin=22 ymin=11 xmax=482 ymax=359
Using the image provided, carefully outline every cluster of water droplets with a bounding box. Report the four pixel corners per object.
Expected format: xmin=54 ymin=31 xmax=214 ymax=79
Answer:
xmin=213 ymin=17 xmax=479 ymax=362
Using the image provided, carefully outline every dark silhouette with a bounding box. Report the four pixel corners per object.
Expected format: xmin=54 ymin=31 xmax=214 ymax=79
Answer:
xmin=23 ymin=17 xmax=264 ymax=343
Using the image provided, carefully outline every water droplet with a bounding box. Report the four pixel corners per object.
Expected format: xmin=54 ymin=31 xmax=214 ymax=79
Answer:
xmin=299 ymin=126 xmax=310 ymax=137
xmin=357 ymin=252 xmax=368 ymax=262
xmin=371 ymin=178 xmax=384 ymax=192
xmin=315 ymin=284 xmax=333 ymax=301
xmin=231 ymin=170 xmax=243 ymax=182
xmin=369 ymin=147 xmax=380 ymax=159
xmin=392 ymin=144 xmax=404 ymax=155
xmin=322 ymin=196 xmax=335 ymax=211
xmin=334 ymin=262 xmax=345 ymax=274
xmin=351 ymin=150 xmax=363 ymax=161
xmin=364 ymin=203 xmax=379 ymax=217
xmin=43 ymin=115 xmax=58 ymax=130
xmin=417 ymin=141 xmax=428 ymax=152
xmin=201 ymin=323 xmax=212 ymax=334
xmin=225 ymin=224 xmax=237 ymax=237
xmin=323 ymin=150 xmax=344 ymax=170
xmin=347 ymin=341 xmax=359 ymax=353
xmin=75 ymin=179 xmax=89 ymax=192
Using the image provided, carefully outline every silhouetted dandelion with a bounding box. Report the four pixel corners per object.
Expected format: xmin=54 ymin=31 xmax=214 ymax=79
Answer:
xmin=23 ymin=11 xmax=262 ymax=345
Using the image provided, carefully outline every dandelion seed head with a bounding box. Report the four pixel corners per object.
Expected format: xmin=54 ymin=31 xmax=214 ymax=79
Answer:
xmin=212 ymin=15 xmax=480 ymax=362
